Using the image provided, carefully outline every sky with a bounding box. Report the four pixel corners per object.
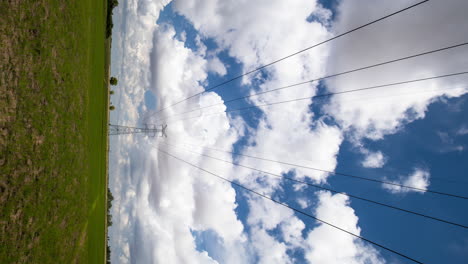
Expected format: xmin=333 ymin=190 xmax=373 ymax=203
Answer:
xmin=108 ymin=0 xmax=468 ymax=263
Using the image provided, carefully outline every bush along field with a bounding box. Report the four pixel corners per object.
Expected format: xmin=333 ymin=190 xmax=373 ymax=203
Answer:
xmin=0 ymin=0 xmax=116 ymax=263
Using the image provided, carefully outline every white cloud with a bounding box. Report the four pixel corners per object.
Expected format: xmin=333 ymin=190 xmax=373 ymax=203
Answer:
xmin=108 ymin=0 xmax=468 ymax=263
xmin=125 ymin=0 xmax=385 ymax=262
xmin=246 ymin=196 xmax=306 ymax=263
xmin=173 ymin=0 xmax=332 ymax=83
xmin=361 ymin=150 xmax=386 ymax=168
xmin=109 ymin=4 xmax=249 ymax=263
xmin=174 ymin=0 xmax=342 ymax=186
xmin=250 ymin=226 xmax=291 ymax=264
xmin=297 ymin=198 xmax=310 ymax=209
xmin=324 ymin=0 xmax=468 ymax=142
xmin=437 ymin=131 xmax=465 ymax=153
xmin=383 ymin=168 xmax=430 ymax=194
xmin=207 ymin=56 xmax=227 ymax=76
xmin=305 ymin=192 xmax=384 ymax=264
xmin=456 ymin=125 xmax=468 ymax=136
xmin=233 ymin=121 xmax=343 ymax=188
xmin=171 ymin=10 xmax=346 ymax=258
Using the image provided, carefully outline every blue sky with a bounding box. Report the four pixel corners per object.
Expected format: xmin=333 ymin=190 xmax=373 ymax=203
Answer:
xmin=109 ymin=0 xmax=468 ymax=263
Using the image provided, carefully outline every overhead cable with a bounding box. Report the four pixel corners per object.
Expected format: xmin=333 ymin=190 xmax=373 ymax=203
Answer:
xmin=159 ymin=142 xmax=468 ymax=229
xmin=158 ymin=71 xmax=468 ymax=123
xmin=150 ymin=0 xmax=430 ymax=117
xmin=161 ymin=141 xmax=468 ymax=200
xmin=157 ymin=148 xmax=425 ymax=264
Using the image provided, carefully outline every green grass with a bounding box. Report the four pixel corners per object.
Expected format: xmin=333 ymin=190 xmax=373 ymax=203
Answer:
xmin=0 ymin=0 xmax=110 ymax=263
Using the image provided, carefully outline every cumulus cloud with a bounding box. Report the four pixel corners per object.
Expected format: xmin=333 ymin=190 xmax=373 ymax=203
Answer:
xmin=109 ymin=0 xmax=468 ymax=263
xmin=297 ymin=197 xmax=310 ymax=209
xmin=246 ymin=196 xmax=305 ymax=263
xmin=173 ymin=0 xmax=332 ymax=82
xmin=109 ymin=3 xmax=249 ymax=263
xmin=250 ymin=226 xmax=291 ymax=264
xmin=245 ymin=191 xmax=383 ymax=264
xmin=165 ymin=4 xmax=377 ymax=261
xmin=361 ymin=150 xmax=386 ymax=168
xmin=305 ymin=192 xmax=384 ymax=264
xmin=206 ymin=56 xmax=227 ymax=76
xmin=168 ymin=3 xmax=354 ymax=261
xmin=173 ymin=0 xmax=345 ymax=185
xmin=325 ymin=0 xmax=468 ymax=142
xmin=383 ymin=168 xmax=431 ymax=194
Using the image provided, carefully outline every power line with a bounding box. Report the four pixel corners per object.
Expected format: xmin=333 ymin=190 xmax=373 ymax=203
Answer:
xmin=162 ymin=136 xmax=468 ymax=186
xmin=157 ymin=148 xmax=425 ymax=264
xmin=162 ymin=85 xmax=467 ymax=125
xmin=149 ymin=0 xmax=429 ymax=117
xmin=161 ymin=141 xmax=468 ymax=200
xmin=158 ymin=42 xmax=468 ymax=123
xmin=160 ymin=142 xmax=468 ymax=229
xmin=157 ymin=71 xmax=468 ymax=123
xmin=163 ymin=84 xmax=468 ymax=126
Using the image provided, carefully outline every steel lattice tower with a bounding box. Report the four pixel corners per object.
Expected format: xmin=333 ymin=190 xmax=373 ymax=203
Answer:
xmin=109 ymin=124 xmax=167 ymax=137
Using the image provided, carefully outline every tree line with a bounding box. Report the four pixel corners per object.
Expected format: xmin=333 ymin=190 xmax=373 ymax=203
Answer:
xmin=106 ymin=187 xmax=114 ymax=263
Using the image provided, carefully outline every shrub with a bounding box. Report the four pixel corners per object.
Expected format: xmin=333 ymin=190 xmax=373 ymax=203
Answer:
xmin=109 ymin=105 xmax=115 ymax=111
xmin=109 ymin=77 xmax=118 ymax=85
xmin=106 ymin=0 xmax=119 ymax=38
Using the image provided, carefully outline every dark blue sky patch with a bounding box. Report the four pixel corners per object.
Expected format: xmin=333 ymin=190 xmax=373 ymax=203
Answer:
xmin=308 ymin=80 xmax=340 ymax=129
xmin=157 ymin=3 xmax=199 ymax=51
xmin=233 ymin=190 xmax=250 ymax=234
xmin=318 ymin=0 xmax=339 ymax=12
xmin=307 ymin=0 xmax=339 ymax=24
xmin=317 ymin=0 xmax=340 ymax=21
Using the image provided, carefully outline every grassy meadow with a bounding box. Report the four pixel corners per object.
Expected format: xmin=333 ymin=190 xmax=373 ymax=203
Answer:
xmin=0 ymin=0 xmax=110 ymax=263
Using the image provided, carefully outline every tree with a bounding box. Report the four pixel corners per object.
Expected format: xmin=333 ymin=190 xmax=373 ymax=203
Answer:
xmin=107 ymin=188 xmax=114 ymax=227
xmin=107 ymin=188 xmax=114 ymax=205
xmin=109 ymin=105 xmax=115 ymax=111
xmin=106 ymin=238 xmax=112 ymax=264
xmin=109 ymin=77 xmax=118 ymax=85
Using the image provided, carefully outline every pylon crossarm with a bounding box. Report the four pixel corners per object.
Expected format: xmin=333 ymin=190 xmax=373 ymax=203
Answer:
xmin=109 ymin=124 xmax=167 ymax=137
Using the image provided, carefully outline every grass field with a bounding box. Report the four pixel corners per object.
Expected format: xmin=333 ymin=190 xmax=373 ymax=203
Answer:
xmin=0 ymin=0 xmax=110 ymax=263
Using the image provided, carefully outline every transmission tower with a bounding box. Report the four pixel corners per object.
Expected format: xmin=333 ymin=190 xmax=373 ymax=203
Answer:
xmin=109 ymin=124 xmax=167 ymax=137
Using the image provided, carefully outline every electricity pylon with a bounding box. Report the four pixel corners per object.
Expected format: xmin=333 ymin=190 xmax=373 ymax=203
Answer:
xmin=109 ymin=124 xmax=167 ymax=137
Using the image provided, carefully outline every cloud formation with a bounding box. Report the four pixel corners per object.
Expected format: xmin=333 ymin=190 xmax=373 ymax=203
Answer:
xmin=108 ymin=0 xmax=468 ymax=263
xmin=305 ymin=192 xmax=384 ymax=264
xmin=325 ymin=0 xmax=468 ymax=142
xmin=361 ymin=150 xmax=386 ymax=168
xmin=109 ymin=2 xmax=247 ymax=262
xmin=383 ymin=168 xmax=431 ymax=194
